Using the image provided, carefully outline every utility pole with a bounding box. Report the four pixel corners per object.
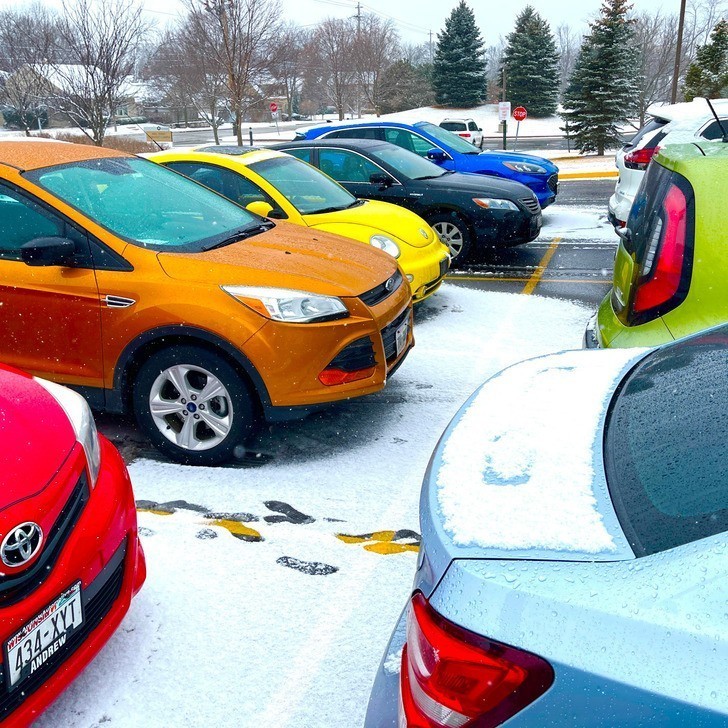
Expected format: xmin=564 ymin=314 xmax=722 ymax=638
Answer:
xmin=670 ymin=0 xmax=687 ymax=103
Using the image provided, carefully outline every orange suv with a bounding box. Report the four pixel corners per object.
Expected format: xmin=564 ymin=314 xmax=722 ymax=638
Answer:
xmin=0 ymin=141 xmax=413 ymax=464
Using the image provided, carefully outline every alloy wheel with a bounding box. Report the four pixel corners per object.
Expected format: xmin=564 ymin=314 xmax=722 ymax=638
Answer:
xmin=149 ymin=364 xmax=234 ymax=451
xmin=433 ymin=221 xmax=465 ymax=259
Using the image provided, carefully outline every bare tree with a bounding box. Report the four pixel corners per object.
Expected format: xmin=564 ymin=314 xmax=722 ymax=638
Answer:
xmin=269 ymin=23 xmax=308 ymax=118
xmin=312 ymin=17 xmax=356 ymax=120
xmin=50 ymin=0 xmax=150 ymax=145
xmin=555 ymin=24 xmax=581 ymax=99
xmin=484 ymin=39 xmax=505 ymax=103
xmin=188 ymin=0 xmax=280 ymax=145
xmin=0 ymin=4 xmax=58 ymax=135
xmin=147 ymin=23 xmax=229 ymax=142
xmin=633 ymin=11 xmax=676 ymax=125
xmin=352 ymin=13 xmax=399 ymax=115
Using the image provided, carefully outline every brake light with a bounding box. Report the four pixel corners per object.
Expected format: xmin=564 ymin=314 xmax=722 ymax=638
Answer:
xmin=632 ymin=183 xmax=688 ymax=316
xmin=458 ymin=133 xmax=471 ymax=138
xmin=400 ymin=594 xmax=553 ymax=727
xmin=318 ymin=366 xmax=374 ymax=386
xmin=624 ymin=146 xmax=659 ymax=170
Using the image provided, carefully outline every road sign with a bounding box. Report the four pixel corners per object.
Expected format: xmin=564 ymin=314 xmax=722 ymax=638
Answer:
xmin=269 ymin=102 xmax=278 ymax=113
xmin=498 ymin=102 xmax=511 ymax=122
xmin=513 ymin=106 xmax=527 ymax=122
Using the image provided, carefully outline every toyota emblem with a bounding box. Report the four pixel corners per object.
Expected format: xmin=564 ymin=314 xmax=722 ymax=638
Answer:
xmin=1 ymin=523 xmax=43 ymax=567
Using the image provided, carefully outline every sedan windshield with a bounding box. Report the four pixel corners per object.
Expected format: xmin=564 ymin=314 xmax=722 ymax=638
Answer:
xmin=417 ymin=122 xmax=481 ymax=154
xmin=25 ymin=157 xmax=260 ymax=252
xmin=249 ymin=156 xmax=358 ymax=215
xmin=370 ymin=145 xmax=448 ymax=180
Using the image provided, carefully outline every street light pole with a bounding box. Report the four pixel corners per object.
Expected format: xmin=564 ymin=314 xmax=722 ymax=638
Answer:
xmin=670 ymin=0 xmax=687 ymax=103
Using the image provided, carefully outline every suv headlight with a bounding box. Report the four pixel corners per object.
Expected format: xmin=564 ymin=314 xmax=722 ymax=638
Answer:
xmin=370 ymin=234 xmax=401 ymax=258
xmin=473 ymin=198 xmax=520 ymax=211
xmin=35 ymin=378 xmax=101 ymax=487
xmin=503 ymin=161 xmax=547 ymax=174
xmin=222 ymin=286 xmax=349 ymax=323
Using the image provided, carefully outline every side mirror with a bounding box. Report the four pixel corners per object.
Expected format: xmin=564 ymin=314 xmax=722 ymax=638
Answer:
xmin=426 ymin=148 xmax=450 ymax=164
xmin=21 ymin=237 xmax=76 ymax=267
xmin=369 ymin=172 xmax=393 ymax=188
xmin=478 ymin=127 xmax=482 ymax=132
xmin=616 ymin=227 xmax=632 ymax=246
xmin=246 ymin=200 xmax=274 ymax=218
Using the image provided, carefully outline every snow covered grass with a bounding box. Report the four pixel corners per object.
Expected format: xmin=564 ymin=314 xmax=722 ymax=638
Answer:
xmin=436 ymin=348 xmax=642 ymax=554
xmin=37 ymin=285 xmax=594 ymax=728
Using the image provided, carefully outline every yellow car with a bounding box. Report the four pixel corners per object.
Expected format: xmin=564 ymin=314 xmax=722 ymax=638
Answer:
xmin=150 ymin=146 xmax=450 ymax=302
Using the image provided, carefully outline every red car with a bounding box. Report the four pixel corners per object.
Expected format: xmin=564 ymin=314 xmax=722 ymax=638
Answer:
xmin=0 ymin=364 xmax=145 ymax=725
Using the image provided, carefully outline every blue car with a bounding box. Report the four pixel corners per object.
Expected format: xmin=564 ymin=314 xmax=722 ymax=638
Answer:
xmin=296 ymin=121 xmax=559 ymax=208
xmin=365 ymin=325 xmax=728 ymax=727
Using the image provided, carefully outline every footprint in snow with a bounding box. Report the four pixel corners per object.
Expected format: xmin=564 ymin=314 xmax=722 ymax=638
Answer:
xmin=277 ymin=556 xmax=338 ymax=576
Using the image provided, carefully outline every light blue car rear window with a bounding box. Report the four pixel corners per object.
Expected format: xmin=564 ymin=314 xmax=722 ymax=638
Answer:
xmin=604 ymin=327 xmax=728 ymax=556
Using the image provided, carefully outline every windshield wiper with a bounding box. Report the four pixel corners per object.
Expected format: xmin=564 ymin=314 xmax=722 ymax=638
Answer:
xmin=414 ymin=173 xmax=448 ymax=180
xmin=203 ymin=221 xmax=275 ymax=251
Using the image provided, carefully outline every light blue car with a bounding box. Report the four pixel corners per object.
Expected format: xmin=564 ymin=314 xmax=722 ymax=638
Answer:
xmin=365 ymin=325 xmax=728 ymax=727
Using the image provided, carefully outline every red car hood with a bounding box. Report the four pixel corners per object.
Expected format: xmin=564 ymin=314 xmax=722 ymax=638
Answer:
xmin=0 ymin=367 xmax=76 ymax=506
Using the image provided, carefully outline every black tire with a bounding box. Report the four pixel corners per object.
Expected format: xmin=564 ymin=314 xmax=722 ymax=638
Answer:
xmin=132 ymin=344 xmax=258 ymax=466
xmin=428 ymin=211 xmax=473 ymax=267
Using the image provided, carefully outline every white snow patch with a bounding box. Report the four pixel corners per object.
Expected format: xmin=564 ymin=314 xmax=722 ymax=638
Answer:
xmin=437 ymin=348 xmax=644 ymax=553
xmin=539 ymin=205 xmax=618 ymax=244
xmin=383 ymin=646 xmax=403 ymax=675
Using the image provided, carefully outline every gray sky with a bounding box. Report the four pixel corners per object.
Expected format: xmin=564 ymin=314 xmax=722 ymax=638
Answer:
xmin=0 ymin=0 xmax=685 ymax=43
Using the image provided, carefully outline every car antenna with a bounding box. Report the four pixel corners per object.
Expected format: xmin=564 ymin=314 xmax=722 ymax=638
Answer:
xmin=705 ymin=98 xmax=728 ymax=142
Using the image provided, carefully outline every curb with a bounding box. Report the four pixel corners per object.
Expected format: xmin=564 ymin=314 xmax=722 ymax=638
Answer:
xmin=559 ymin=170 xmax=619 ymax=180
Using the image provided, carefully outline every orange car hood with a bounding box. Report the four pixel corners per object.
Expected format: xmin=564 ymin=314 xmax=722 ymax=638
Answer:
xmin=157 ymin=221 xmax=397 ymax=297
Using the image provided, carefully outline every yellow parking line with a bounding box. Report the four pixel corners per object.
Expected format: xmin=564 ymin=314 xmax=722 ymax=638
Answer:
xmin=559 ymin=170 xmax=619 ymax=179
xmin=522 ymin=237 xmax=561 ymax=294
xmin=447 ymin=276 xmax=611 ymax=284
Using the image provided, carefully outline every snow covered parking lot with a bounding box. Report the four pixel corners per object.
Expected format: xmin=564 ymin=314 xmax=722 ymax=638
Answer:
xmin=37 ymin=285 xmax=593 ymax=728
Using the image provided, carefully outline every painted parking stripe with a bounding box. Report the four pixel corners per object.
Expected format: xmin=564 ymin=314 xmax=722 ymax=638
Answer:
xmin=522 ymin=237 xmax=561 ymax=295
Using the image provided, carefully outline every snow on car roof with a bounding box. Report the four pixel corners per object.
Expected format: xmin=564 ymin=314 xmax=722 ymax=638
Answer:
xmin=648 ymin=97 xmax=728 ymax=123
xmin=436 ymin=348 xmax=646 ymax=554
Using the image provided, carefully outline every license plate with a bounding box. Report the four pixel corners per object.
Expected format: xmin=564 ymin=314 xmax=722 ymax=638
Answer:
xmin=5 ymin=582 xmax=84 ymax=690
xmin=395 ymin=319 xmax=409 ymax=356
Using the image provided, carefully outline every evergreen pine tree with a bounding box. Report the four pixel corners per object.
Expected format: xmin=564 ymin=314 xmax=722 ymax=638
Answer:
xmin=502 ymin=6 xmax=559 ymax=117
xmin=683 ymin=19 xmax=728 ymax=101
xmin=432 ymin=1 xmax=486 ymax=107
xmin=378 ymin=60 xmax=434 ymax=114
xmin=561 ymin=0 xmax=638 ymax=155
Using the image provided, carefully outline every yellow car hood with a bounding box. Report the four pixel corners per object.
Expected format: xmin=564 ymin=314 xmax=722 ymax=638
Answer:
xmin=303 ymin=199 xmax=435 ymax=249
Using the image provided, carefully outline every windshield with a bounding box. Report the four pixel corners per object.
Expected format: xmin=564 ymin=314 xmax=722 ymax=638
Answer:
xmin=417 ymin=122 xmax=481 ymax=154
xmin=371 ymin=145 xmax=447 ymax=180
xmin=440 ymin=121 xmax=467 ymax=131
xmin=249 ymin=156 xmax=357 ymax=215
xmin=604 ymin=327 xmax=728 ymax=556
xmin=25 ymin=157 xmax=259 ymax=252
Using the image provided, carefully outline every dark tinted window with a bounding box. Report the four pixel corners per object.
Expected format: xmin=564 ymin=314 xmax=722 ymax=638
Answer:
xmin=285 ymin=148 xmax=312 ymax=164
xmin=700 ymin=119 xmax=728 ymax=140
xmin=318 ymin=149 xmax=380 ymax=182
xmin=0 ymin=185 xmax=62 ymax=259
xmin=624 ymin=117 xmax=667 ymax=149
xmin=441 ymin=121 xmax=466 ymax=131
xmin=327 ymin=128 xmax=380 ymax=140
xmin=604 ymin=328 xmax=728 ymax=556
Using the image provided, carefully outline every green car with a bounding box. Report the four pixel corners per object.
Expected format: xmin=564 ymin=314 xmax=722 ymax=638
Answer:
xmin=586 ymin=140 xmax=728 ymax=348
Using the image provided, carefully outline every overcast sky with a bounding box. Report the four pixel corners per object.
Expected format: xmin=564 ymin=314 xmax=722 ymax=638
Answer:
xmin=0 ymin=0 xmax=683 ymax=44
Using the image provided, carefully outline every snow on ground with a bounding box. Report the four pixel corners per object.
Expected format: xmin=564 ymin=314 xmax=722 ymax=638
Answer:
xmin=36 ymin=285 xmax=593 ymax=728
xmin=539 ymin=203 xmax=617 ymax=245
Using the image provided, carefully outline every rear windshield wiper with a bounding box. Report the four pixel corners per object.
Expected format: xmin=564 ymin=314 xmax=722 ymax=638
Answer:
xmin=203 ymin=221 xmax=275 ymax=250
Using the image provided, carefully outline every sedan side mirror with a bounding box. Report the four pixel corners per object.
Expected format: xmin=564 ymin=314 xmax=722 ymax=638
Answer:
xmin=21 ymin=237 xmax=76 ymax=267
xmin=616 ymin=227 xmax=632 ymax=246
xmin=426 ymin=148 xmax=451 ymax=164
xmin=369 ymin=172 xmax=393 ymax=188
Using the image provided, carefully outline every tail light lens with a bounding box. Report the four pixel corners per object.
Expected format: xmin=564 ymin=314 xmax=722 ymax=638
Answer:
xmin=630 ymin=182 xmax=691 ymax=320
xmin=400 ymin=594 xmax=553 ymax=727
xmin=624 ymin=145 xmax=659 ymax=170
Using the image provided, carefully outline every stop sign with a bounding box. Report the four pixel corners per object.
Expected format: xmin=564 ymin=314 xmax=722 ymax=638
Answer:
xmin=269 ymin=102 xmax=278 ymax=113
xmin=513 ymin=106 xmax=527 ymax=122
